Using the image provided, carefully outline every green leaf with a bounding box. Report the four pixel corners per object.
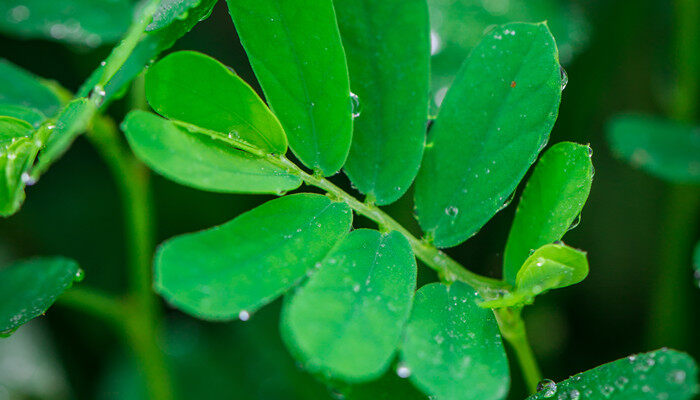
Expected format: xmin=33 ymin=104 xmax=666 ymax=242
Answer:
xmin=693 ymin=241 xmax=700 ymax=288
xmin=77 ymin=0 xmax=218 ymax=108
xmin=148 ymin=0 xmax=203 ymax=31
xmin=281 ymin=229 xmax=416 ymax=381
xmin=226 ymin=0 xmax=352 ymax=176
xmin=607 ymin=115 xmax=700 ymax=183
xmin=0 ymin=257 xmax=82 ymax=337
xmin=400 ymin=282 xmax=509 ymax=400
xmin=122 ymin=110 xmax=300 ymax=194
xmin=0 ymin=0 xmax=132 ymax=46
xmin=428 ymin=0 xmax=588 ymax=112
xmin=335 ymin=0 xmax=429 ymax=205
xmin=33 ymin=98 xmax=95 ymax=176
xmin=0 ymin=59 xmax=62 ymax=118
xmin=340 ymin=370 xmax=428 ymax=400
xmin=503 ymin=142 xmax=593 ymax=284
xmin=482 ymin=243 xmax=588 ymax=308
xmin=145 ymin=51 xmax=287 ymax=153
xmin=526 ymin=349 xmax=699 ymax=399
xmin=414 ymin=22 xmax=563 ymax=248
xmin=155 ymin=194 xmax=353 ymax=320
xmin=0 ymin=105 xmax=47 ymax=128
xmin=0 ymin=116 xmax=34 ymax=144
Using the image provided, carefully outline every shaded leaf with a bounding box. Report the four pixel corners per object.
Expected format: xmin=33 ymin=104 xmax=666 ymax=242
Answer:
xmin=155 ymin=194 xmax=353 ymax=320
xmin=145 ymin=51 xmax=287 ymax=153
xmin=336 ymin=0 xmax=429 ymax=204
xmin=0 ymin=105 xmax=47 ymax=128
xmin=607 ymin=115 xmax=700 ymax=183
xmin=0 ymin=59 xmax=61 ymax=118
xmin=226 ymin=0 xmax=352 ymax=175
xmin=282 ymin=229 xmax=416 ymax=381
xmin=400 ymin=282 xmax=509 ymax=400
xmin=414 ymin=22 xmax=563 ymax=247
xmin=0 ymin=0 xmax=132 ymax=46
xmin=526 ymin=349 xmax=698 ymax=399
xmin=122 ymin=110 xmax=300 ymax=194
xmin=503 ymin=142 xmax=593 ymax=283
xmin=0 ymin=257 xmax=82 ymax=337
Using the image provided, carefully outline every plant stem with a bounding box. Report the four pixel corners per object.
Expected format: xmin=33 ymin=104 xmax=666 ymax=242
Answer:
xmin=647 ymin=0 xmax=700 ymax=350
xmin=58 ymin=287 xmax=126 ymax=330
xmin=495 ymin=308 xmax=542 ymax=393
xmin=87 ymin=116 xmax=174 ymax=400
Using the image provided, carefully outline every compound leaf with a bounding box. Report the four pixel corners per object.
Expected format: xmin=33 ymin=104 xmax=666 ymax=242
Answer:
xmin=0 ymin=0 xmax=132 ymax=47
xmin=414 ymin=22 xmax=563 ymax=248
xmin=607 ymin=115 xmax=700 ymax=183
xmin=0 ymin=257 xmax=82 ymax=337
xmin=526 ymin=349 xmax=698 ymax=400
xmin=146 ymin=51 xmax=287 ymax=153
xmin=400 ymin=282 xmax=509 ymax=400
xmin=122 ymin=110 xmax=300 ymax=194
xmin=226 ymin=0 xmax=352 ymax=176
xmin=155 ymin=194 xmax=352 ymax=320
xmin=336 ymin=0 xmax=429 ymax=205
xmin=77 ymin=0 xmax=218 ymax=108
xmin=503 ymin=142 xmax=593 ymax=284
xmin=282 ymin=229 xmax=416 ymax=381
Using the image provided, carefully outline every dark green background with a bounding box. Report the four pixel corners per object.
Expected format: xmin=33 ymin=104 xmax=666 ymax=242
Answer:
xmin=0 ymin=0 xmax=697 ymax=399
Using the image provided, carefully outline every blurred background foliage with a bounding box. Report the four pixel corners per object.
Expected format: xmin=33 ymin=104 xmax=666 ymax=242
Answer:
xmin=0 ymin=0 xmax=698 ymax=399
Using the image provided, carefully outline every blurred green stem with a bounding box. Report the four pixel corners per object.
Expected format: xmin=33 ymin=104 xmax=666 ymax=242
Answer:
xmin=87 ymin=116 xmax=174 ymax=400
xmin=58 ymin=287 xmax=126 ymax=330
xmin=495 ymin=308 xmax=542 ymax=394
xmin=647 ymin=0 xmax=700 ymax=350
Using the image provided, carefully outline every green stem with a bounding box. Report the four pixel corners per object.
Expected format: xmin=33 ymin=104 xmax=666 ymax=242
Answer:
xmin=87 ymin=116 xmax=174 ymax=400
xmin=647 ymin=0 xmax=700 ymax=350
xmin=57 ymin=287 xmax=126 ymax=330
xmin=495 ymin=308 xmax=542 ymax=393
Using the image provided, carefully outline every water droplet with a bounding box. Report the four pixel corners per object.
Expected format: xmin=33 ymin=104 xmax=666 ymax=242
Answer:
xmin=567 ymin=214 xmax=581 ymax=232
xmin=537 ymin=379 xmax=557 ymax=398
xmin=91 ymin=86 xmax=106 ymax=107
xmin=445 ymin=206 xmax=459 ymax=217
xmin=238 ymin=310 xmax=250 ymax=321
xmin=396 ymin=363 xmax=411 ymax=378
xmin=560 ymin=65 xmax=568 ymax=90
xmin=350 ymin=92 xmax=361 ymax=118
xmin=21 ymin=172 xmax=36 ymax=186
xmin=569 ymin=389 xmax=580 ymax=400
xmin=669 ymin=369 xmax=686 ymax=384
xmin=8 ymin=5 xmax=30 ymax=23
xmin=430 ymin=30 xmax=442 ymax=55
xmin=74 ymin=269 xmax=85 ymax=282
xmin=693 ymin=269 xmax=700 ymax=288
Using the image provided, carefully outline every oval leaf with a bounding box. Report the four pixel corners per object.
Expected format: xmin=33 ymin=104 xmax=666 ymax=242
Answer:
xmin=527 ymin=349 xmax=698 ymax=399
xmin=401 ymin=282 xmax=509 ymax=400
xmin=226 ymin=0 xmax=352 ymax=175
xmin=0 ymin=0 xmax=132 ymax=46
xmin=336 ymin=0 xmax=429 ymax=205
xmin=122 ymin=110 xmax=301 ymax=194
xmin=414 ymin=22 xmax=563 ymax=248
xmin=503 ymin=142 xmax=593 ymax=283
xmin=155 ymin=194 xmax=353 ymax=320
xmin=607 ymin=115 xmax=700 ymax=183
xmin=146 ymin=51 xmax=287 ymax=153
xmin=0 ymin=257 xmax=82 ymax=337
xmin=282 ymin=229 xmax=417 ymax=381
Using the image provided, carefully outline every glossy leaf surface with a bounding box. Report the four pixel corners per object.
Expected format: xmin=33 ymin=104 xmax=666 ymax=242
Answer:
xmin=503 ymin=142 xmax=593 ymax=283
xmin=526 ymin=349 xmax=698 ymax=399
xmin=336 ymin=0 xmax=429 ymax=204
xmin=401 ymin=282 xmax=509 ymax=400
xmin=0 ymin=59 xmax=61 ymax=118
xmin=608 ymin=115 xmax=700 ymax=183
xmin=0 ymin=0 xmax=132 ymax=46
xmin=155 ymin=194 xmax=352 ymax=320
xmin=0 ymin=105 xmax=46 ymax=128
xmin=414 ymin=23 xmax=562 ymax=247
xmin=0 ymin=257 xmax=81 ymax=336
xmin=122 ymin=111 xmax=300 ymax=194
xmin=148 ymin=0 xmax=203 ymax=31
xmin=282 ymin=229 xmax=416 ymax=381
xmin=146 ymin=51 xmax=287 ymax=153
xmin=226 ymin=0 xmax=352 ymax=175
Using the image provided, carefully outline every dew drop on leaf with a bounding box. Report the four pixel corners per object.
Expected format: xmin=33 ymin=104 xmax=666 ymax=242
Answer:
xmin=560 ymin=65 xmax=569 ymax=90
xmin=396 ymin=363 xmax=411 ymax=378
xmin=349 ymin=92 xmax=361 ymax=118
xmin=238 ymin=310 xmax=250 ymax=321
xmin=536 ymin=379 xmax=557 ymax=398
